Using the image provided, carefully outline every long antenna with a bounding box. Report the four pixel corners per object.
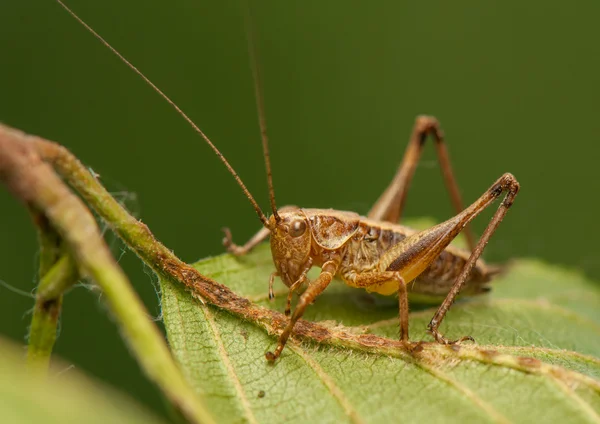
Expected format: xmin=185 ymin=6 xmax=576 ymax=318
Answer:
xmin=243 ymin=2 xmax=280 ymax=222
xmin=55 ymin=0 xmax=271 ymax=228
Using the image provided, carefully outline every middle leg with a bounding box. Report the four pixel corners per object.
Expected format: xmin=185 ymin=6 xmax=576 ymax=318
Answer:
xmin=345 ymin=271 xmax=409 ymax=342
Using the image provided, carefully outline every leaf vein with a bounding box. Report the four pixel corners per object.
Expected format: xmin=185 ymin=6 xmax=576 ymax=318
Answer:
xmin=548 ymin=375 xmax=600 ymax=423
xmin=202 ymin=306 xmax=258 ymax=424
xmin=289 ymin=343 xmax=366 ymax=424
xmin=415 ymin=361 xmax=511 ymax=424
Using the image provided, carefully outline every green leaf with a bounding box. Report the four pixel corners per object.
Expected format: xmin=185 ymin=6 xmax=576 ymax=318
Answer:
xmin=161 ymin=242 xmax=600 ymax=423
xmin=0 ymin=337 xmax=167 ymax=424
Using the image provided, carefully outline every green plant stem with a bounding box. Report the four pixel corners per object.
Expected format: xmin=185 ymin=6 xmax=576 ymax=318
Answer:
xmin=35 ymin=138 xmax=181 ymax=271
xmin=0 ymin=124 xmax=213 ymax=424
xmin=27 ymin=252 xmax=78 ymax=372
xmin=35 ymin=136 xmax=254 ymax=311
xmin=31 ymin=209 xmax=62 ymax=275
xmin=26 ymin=209 xmax=64 ymax=372
xmin=35 ymin=253 xmax=79 ymax=301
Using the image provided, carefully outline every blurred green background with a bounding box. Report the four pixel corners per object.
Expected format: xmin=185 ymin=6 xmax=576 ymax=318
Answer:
xmin=1 ymin=0 xmax=599 ymax=419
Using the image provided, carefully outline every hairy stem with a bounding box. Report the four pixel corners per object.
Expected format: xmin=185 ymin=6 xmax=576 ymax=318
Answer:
xmin=0 ymin=124 xmax=213 ymax=424
xmin=31 ymin=209 xmax=62 ymax=275
xmin=26 ymin=209 xmax=68 ymax=372
xmin=35 ymin=253 xmax=79 ymax=301
xmin=27 ymin=252 xmax=78 ymax=372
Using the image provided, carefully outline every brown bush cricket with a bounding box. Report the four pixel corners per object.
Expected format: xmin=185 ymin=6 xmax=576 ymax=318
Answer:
xmin=58 ymin=0 xmax=519 ymax=362
xmin=223 ymin=114 xmax=519 ymax=361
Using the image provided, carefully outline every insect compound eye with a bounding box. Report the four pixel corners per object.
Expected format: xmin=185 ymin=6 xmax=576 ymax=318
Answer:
xmin=289 ymin=219 xmax=307 ymax=238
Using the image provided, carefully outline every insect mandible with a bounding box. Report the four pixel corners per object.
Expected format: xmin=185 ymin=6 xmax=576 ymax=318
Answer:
xmin=57 ymin=0 xmax=520 ymax=362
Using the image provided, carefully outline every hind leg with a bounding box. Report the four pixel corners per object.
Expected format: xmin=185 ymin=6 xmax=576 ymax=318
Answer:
xmin=368 ymin=115 xmax=476 ymax=251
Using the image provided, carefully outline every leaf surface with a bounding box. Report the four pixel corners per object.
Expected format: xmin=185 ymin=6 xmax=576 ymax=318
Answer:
xmin=0 ymin=338 xmax=167 ymax=424
xmin=161 ymin=243 xmax=600 ymax=424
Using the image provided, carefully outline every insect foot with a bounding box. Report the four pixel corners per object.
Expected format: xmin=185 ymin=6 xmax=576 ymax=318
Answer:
xmin=428 ymin=324 xmax=475 ymax=345
xmin=222 ymin=228 xmax=245 ymax=256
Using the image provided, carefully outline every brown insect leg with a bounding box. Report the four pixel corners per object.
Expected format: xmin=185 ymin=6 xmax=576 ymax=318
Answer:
xmin=285 ymin=266 xmax=311 ymax=316
xmin=367 ymin=115 xmax=476 ymax=251
xmin=268 ymin=271 xmax=279 ymax=300
xmin=266 ymin=260 xmax=339 ymax=362
xmin=284 ymin=283 xmax=299 ymax=316
xmin=427 ymin=173 xmax=520 ymax=344
xmin=344 ymin=271 xmax=409 ymax=342
xmin=283 ymin=257 xmax=313 ymax=312
xmin=223 ymin=205 xmax=300 ymax=256
xmin=222 ymin=226 xmax=270 ymax=256
xmin=398 ymin=277 xmax=409 ymax=342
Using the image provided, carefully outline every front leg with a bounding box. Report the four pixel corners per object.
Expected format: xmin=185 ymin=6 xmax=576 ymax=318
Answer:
xmin=223 ymin=227 xmax=270 ymax=256
xmin=223 ymin=204 xmax=298 ymax=256
xmin=266 ymin=259 xmax=340 ymax=362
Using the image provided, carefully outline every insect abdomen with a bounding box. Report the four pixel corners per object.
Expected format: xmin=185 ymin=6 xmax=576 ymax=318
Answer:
xmin=414 ymin=248 xmax=491 ymax=297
